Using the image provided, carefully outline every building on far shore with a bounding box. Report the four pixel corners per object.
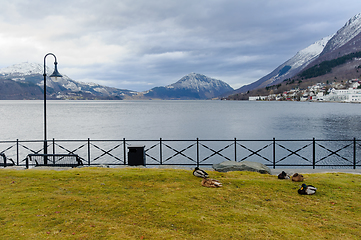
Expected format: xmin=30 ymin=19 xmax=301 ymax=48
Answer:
xmin=248 ymin=79 xmax=361 ymax=102
xmin=249 ymin=96 xmax=267 ymax=101
xmin=325 ymin=88 xmax=361 ymax=102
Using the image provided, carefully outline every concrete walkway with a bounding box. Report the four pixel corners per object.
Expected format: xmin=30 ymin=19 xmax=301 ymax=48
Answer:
xmin=3 ymin=165 xmax=361 ymax=175
xmin=157 ymin=166 xmax=361 ymax=175
xmin=155 ymin=166 xmax=361 ymax=175
xmin=269 ymin=168 xmax=361 ymax=175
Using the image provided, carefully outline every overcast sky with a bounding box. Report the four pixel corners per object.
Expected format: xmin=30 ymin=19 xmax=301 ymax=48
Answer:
xmin=0 ymin=0 xmax=361 ymax=91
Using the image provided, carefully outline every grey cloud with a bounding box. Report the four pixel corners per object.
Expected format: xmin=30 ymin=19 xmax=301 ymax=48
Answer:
xmin=1 ymin=0 xmax=361 ymax=91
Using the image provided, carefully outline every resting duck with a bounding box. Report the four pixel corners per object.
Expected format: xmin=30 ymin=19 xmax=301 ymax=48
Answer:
xmin=278 ymin=171 xmax=290 ymax=179
xmin=298 ymin=184 xmax=317 ymax=195
xmin=193 ymin=167 xmax=209 ymax=178
xmin=201 ymin=178 xmax=222 ymax=188
xmin=292 ymin=173 xmax=304 ymax=182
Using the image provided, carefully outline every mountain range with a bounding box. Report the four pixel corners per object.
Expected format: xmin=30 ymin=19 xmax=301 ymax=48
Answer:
xmin=0 ymin=63 xmax=137 ymax=100
xmin=2 ymin=12 xmax=361 ymax=100
xmin=0 ymin=63 xmax=233 ymax=100
xmin=231 ymin=12 xmax=361 ymax=98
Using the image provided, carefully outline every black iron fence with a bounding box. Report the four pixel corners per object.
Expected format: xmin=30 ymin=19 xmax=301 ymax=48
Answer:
xmin=0 ymin=138 xmax=360 ymax=169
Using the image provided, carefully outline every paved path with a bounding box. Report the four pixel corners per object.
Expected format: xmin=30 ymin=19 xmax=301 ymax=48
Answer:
xmin=157 ymin=166 xmax=361 ymax=175
xmin=3 ymin=165 xmax=361 ymax=175
xmin=270 ymin=168 xmax=361 ymax=175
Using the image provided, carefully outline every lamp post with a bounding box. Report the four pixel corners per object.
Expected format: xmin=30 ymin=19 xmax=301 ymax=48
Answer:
xmin=43 ymin=53 xmax=63 ymax=154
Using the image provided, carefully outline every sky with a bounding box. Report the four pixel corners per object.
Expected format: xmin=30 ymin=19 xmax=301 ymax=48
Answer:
xmin=1 ymin=0 xmax=361 ymax=92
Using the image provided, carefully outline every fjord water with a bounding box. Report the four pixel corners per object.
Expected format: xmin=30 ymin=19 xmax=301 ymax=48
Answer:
xmin=1 ymin=100 xmax=361 ymax=141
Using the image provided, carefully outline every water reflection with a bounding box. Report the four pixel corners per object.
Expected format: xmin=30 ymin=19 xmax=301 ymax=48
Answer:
xmin=322 ymin=115 xmax=361 ymax=139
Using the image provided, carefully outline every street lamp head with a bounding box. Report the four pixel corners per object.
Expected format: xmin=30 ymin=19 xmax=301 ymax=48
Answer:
xmin=49 ymin=61 xmax=63 ymax=80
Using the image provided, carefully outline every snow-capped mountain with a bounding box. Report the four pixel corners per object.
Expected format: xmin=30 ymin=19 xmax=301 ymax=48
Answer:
xmin=0 ymin=62 xmax=78 ymax=91
xmin=309 ymin=13 xmax=361 ymax=66
xmin=170 ymin=73 xmax=233 ymax=92
xmin=234 ymin=12 xmax=361 ymax=94
xmin=0 ymin=62 xmax=136 ymax=100
xmin=237 ymin=36 xmax=332 ymax=93
xmin=143 ymin=73 xmax=233 ymax=99
xmin=0 ymin=62 xmax=45 ymax=76
xmin=322 ymin=13 xmax=361 ymax=54
xmin=0 ymin=63 xmax=232 ymax=100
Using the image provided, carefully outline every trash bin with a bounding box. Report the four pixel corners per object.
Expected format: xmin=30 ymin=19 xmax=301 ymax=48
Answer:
xmin=127 ymin=145 xmax=146 ymax=166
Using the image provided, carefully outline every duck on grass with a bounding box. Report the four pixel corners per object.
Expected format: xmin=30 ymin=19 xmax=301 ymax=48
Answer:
xmin=193 ymin=167 xmax=222 ymax=188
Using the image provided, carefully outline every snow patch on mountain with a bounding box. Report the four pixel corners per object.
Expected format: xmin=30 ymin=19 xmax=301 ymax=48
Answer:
xmin=0 ymin=62 xmax=44 ymax=76
xmin=0 ymin=62 xmax=72 ymax=83
xmin=322 ymin=13 xmax=361 ymax=53
xmin=167 ymin=73 xmax=232 ymax=92
xmin=63 ymin=81 xmax=81 ymax=91
xmin=80 ymin=81 xmax=101 ymax=87
xmin=286 ymin=35 xmax=333 ymax=69
xmin=264 ymin=35 xmax=332 ymax=85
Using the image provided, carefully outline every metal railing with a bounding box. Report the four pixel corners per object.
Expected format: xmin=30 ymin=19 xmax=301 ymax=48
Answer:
xmin=0 ymin=138 xmax=360 ymax=169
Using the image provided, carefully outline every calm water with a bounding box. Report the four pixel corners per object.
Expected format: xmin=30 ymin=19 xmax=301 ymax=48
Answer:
xmin=0 ymin=100 xmax=361 ymax=141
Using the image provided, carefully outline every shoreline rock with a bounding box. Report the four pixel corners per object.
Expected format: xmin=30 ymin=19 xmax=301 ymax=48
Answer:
xmin=212 ymin=161 xmax=271 ymax=174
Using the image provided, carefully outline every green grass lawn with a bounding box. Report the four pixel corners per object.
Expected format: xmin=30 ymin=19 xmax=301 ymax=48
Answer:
xmin=0 ymin=167 xmax=360 ymax=239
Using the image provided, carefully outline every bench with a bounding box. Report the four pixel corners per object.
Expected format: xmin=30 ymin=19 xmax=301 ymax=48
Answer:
xmin=0 ymin=153 xmax=15 ymax=167
xmin=26 ymin=154 xmax=83 ymax=168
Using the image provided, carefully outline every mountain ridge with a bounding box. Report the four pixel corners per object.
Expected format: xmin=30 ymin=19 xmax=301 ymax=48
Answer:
xmin=0 ymin=63 xmax=232 ymax=100
xmin=234 ymin=36 xmax=332 ymax=94
xmin=142 ymin=73 xmax=234 ymax=99
xmin=0 ymin=62 xmax=137 ymax=100
xmin=231 ymin=12 xmax=361 ymax=96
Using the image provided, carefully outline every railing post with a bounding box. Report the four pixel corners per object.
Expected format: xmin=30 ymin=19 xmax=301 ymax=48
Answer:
xmin=160 ymin=138 xmax=162 ymax=165
xmin=196 ymin=138 xmax=199 ymax=167
xmin=234 ymin=138 xmax=237 ymax=162
xmin=123 ymin=138 xmax=126 ymax=165
xmin=313 ymin=138 xmax=316 ymax=169
xmin=16 ymin=139 xmax=19 ymax=166
xmin=273 ymin=138 xmax=276 ymax=169
xmin=354 ymin=138 xmax=356 ymax=169
xmin=52 ymin=138 xmax=55 ymax=154
xmin=88 ymin=138 xmax=91 ymax=166
xmin=52 ymin=138 xmax=56 ymax=164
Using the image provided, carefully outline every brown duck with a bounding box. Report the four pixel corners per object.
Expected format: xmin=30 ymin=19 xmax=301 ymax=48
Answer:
xmin=201 ymin=178 xmax=222 ymax=188
xmin=292 ymin=173 xmax=304 ymax=182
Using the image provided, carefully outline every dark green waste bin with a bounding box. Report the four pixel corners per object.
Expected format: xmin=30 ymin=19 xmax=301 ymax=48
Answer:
xmin=127 ymin=145 xmax=146 ymax=166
